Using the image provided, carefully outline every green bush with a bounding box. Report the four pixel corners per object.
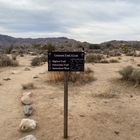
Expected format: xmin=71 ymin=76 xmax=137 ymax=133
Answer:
xmin=119 ymin=66 xmax=134 ymax=80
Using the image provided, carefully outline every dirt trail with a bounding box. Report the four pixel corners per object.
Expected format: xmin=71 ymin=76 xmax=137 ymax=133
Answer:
xmin=0 ymin=56 xmax=140 ymax=140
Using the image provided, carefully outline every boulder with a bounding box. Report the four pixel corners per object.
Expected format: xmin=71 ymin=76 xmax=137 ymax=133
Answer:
xmin=19 ymin=135 xmax=37 ymax=140
xmin=19 ymin=119 xmax=37 ymax=132
xmin=23 ymin=105 xmax=33 ymax=116
xmin=21 ymin=95 xmax=32 ymax=105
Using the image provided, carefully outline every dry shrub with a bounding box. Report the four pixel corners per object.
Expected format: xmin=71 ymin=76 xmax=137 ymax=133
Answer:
xmin=31 ymin=57 xmax=41 ymax=66
xmin=109 ymin=59 xmax=119 ymax=63
xmin=0 ymin=55 xmax=19 ymax=67
xmin=40 ymin=55 xmax=48 ymax=62
xmin=100 ymin=59 xmax=109 ymax=63
xmin=130 ymin=69 xmax=140 ymax=86
xmin=118 ymin=66 xmax=134 ymax=80
xmin=47 ymin=67 xmax=94 ymax=84
xmin=118 ymin=66 xmax=140 ymax=86
xmin=86 ymin=54 xmax=104 ymax=63
xmin=22 ymin=83 xmax=34 ymax=90
xmin=31 ymin=55 xmax=48 ymax=66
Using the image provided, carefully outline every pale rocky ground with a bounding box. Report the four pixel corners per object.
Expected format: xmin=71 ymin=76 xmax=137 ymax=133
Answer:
xmin=0 ymin=55 xmax=140 ymax=140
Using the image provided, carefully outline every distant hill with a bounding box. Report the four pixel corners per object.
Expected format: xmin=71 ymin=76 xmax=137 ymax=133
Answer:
xmin=0 ymin=34 xmax=89 ymax=49
xmin=0 ymin=34 xmax=140 ymax=51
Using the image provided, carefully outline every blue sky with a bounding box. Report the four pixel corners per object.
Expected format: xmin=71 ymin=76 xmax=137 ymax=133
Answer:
xmin=0 ymin=0 xmax=140 ymax=43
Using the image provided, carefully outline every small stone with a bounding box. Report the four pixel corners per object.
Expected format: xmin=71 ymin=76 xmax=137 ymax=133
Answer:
xmin=23 ymin=92 xmax=32 ymax=97
xmin=3 ymin=78 xmax=11 ymax=81
xmin=19 ymin=135 xmax=37 ymax=140
xmin=23 ymin=105 xmax=33 ymax=116
xmin=79 ymin=114 xmax=85 ymax=117
xmin=11 ymin=71 xmax=19 ymax=74
xmin=19 ymin=119 xmax=37 ymax=132
xmin=114 ymin=131 xmax=120 ymax=135
xmin=21 ymin=95 xmax=32 ymax=105
xmin=130 ymin=95 xmax=133 ymax=98
xmin=24 ymin=67 xmax=31 ymax=71
xmin=33 ymin=76 xmax=39 ymax=79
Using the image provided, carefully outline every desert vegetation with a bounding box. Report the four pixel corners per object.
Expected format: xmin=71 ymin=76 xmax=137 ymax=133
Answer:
xmin=119 ymin=66 xmax=140 ymax=86
xmin=1 ymin=35 xmax=140 ymax=140
xmin=0 ymin=54 xmax=19 ymax=67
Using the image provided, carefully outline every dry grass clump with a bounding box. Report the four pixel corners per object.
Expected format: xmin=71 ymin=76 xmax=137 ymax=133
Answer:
xmin=0 ymin=55 xmax=19 ymax=67
xmin=94 ymin=88 xmax=119 ymax=98
xmin=22 ymin=83 xmax=34 ymax=90
xmin=47 ymin=67 xmax=94 ymax=84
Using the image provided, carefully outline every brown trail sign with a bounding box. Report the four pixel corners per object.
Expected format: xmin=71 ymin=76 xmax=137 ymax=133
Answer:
xmin=48 ymin=52 xmax=85 ymax=138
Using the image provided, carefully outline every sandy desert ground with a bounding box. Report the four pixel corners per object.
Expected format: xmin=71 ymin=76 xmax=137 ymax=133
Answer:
xmin=0 ymin=55 xmax=140 ymax=140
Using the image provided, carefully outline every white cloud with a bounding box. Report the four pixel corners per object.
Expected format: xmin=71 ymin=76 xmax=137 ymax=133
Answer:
xmin=0 ymin=0 xmax=140 ymax=43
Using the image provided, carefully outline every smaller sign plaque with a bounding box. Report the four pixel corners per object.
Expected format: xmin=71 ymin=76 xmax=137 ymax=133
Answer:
xmin=48 ymin=52 xmax=85 ymax=71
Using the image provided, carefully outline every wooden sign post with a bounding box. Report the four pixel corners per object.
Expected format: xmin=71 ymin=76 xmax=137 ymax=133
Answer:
xmin=48 ymin=52 xmax=85 ymax=138
xmin=64 ymin=72 xmax=68 ymax=138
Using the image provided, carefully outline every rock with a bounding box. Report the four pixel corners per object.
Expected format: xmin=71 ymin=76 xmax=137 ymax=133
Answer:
xmin=3 ymin=77 xmax=11 ymax=81
xmin=23 ymin=105 xmax=33 ymax=116
xmin=19 ymin=135 xmax=37 ymax=140
xmin=114 ymin=131 xmax=120 ymax=135
xmin=130 ymin=95 xmax=133 ymax=98
xmin=33 ymin=76 xmax=39 ymax=79
xmin=21 ymin=95 xmax=32 ymax=105
xmin=11 ymin=71 xmax=19 ymax=74
xmin=79 ymin=114 xmax=85 ymax=117
xmin=24 ymin=67 xmax=31 ymax=71
xmin=19 ymin=119 xmax=37 ymax=132
xmin=23 ymin=92 xmax=32 ymax=97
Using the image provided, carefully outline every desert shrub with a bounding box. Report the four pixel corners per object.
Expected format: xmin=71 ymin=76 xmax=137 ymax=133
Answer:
xmin=22 ymin=83 xmax=34 ymax=90
xmin=40 ymin=55 xmax=48 ymax=62
xmin=130 ymin=69 xmax=140 ymax=84
xmin=0 ymin=55 xmax=19 ymax=67
xmin=118 ymin=66 xmax=134 ymax=80
xmin=11 ymin=54 xmax=17 ymax=60
xmin=47 ymin=67 xmax=94 ymax=84
xmin=86 ymin=54 xmax=104 ymax=63
xmin=126 ymin=51 xmax=136 ymax=56
xmin=109 ymin=59 xmax=119 ymax=63
xmin=100 ymin=59 xmax=109 ymax=63
xmin=107 ymin=51 xmax=121 ymax=57
xmin=31 ymin=57 xmax=41 ymax=66
xmin=31 ymin=55 xmax=48 ymax=66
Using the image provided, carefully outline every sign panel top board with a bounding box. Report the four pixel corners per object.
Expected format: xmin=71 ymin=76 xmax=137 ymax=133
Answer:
xmin=48 ymin=52 xmax=85 ymax=71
